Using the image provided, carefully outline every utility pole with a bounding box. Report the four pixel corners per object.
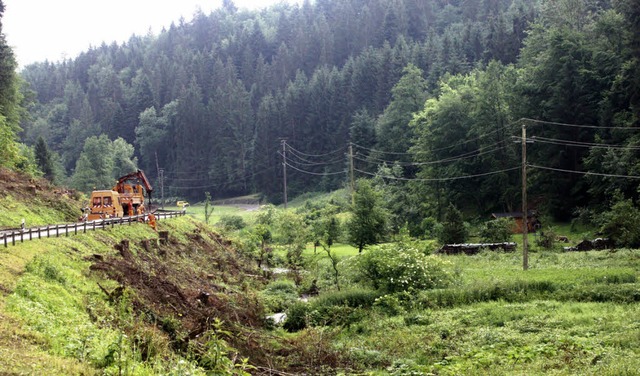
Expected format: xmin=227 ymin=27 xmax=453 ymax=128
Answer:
xmin=281 ymin=139 xmax=288 ymax=209
xmin=349 ymin=143 xmax=355 ymax=205
xmin=158 ymin=168 xmax=165 ymax=210
xmin=521 ymin=122 xmax=529 ymax=271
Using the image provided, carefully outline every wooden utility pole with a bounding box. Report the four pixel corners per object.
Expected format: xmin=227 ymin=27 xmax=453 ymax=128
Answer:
xmin=281 ymin=139 xmax=288 ymax=209
xmin=521 ymin=122 xmax=529 ymax=271
xmin=155 ymin=152 xmax=162 ymax=209
xmin=349 ymin=143 xmax=355 ymax=205
xmin=158 ymin=168 xmax=165 ymax=210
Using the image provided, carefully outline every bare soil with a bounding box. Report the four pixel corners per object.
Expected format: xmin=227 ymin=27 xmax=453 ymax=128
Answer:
xmin=88 ymin=222 xmax=282 ymax=365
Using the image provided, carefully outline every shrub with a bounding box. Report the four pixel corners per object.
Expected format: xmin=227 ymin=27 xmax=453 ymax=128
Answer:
xmin=353 ymin=242 xmax=455 ymax=293
xmin=479 ymin=218 xmax=513 ymax=243
xmin=598 ymin=197 xmax=640 ymax=248
xmin=260 ymin=279 xmax=299 ymax=313
xmin=287 ymin=289 xmax=381 ymax=328
xmin=283 ymin=301 xmax=310 ymax=332
xmin=312 ymin=288 xmax=381 ymax=309
xmin=536 ymin=227 xmax=557 ymax=250
xmin=216 ymin=215 xmax=246 ymax=231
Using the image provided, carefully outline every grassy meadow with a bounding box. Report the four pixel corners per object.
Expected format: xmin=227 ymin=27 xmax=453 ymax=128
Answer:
xmin=287 ymin=247 xmax=640 ymax=375
xmin=142 ymin=197 xmax=640 ymax=374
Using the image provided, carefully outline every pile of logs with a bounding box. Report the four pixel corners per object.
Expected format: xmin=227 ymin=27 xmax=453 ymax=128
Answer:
xmin=437 ymin=242 xmax=517 ymax=255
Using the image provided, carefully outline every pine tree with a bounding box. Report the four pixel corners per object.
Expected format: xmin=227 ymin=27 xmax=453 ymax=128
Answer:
xmin=34 ymin=136 xmax=54 ymax=180
xmin=439 ymin=204 xmax=468 ymax=244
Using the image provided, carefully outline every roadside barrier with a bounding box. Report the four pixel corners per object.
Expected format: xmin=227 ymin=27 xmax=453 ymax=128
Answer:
xmin=1 ymin=210 xmax=185 ymax=248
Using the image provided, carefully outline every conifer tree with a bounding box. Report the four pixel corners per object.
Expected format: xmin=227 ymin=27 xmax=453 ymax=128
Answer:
xmin=34 ymin=136 xmax=54 ymax=180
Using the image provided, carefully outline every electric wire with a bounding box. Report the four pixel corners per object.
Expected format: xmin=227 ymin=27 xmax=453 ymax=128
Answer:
xmin=353 ymin=142 xmax=509 ymax=167
xmin=351 ymin=128 xmax=506 ymax=157
xmin=284 ymin=161 xmax=347 ymax=176
xmin=529 ymin=164 xmax=640 ymax=179
xmin=515 ymin=136 xmax=640 ymax=150
xmin=285 ymin=143 xmax=347 ymax=158
xmin=165 ymin=165 xmax=277 ymax=189
xmin=522 ymin=117 xmax=640 ymax=130
xmin=353 ymin=166 xmax=520 ymax=182
xmin=283 ymin=149 xmax=346 ymax=166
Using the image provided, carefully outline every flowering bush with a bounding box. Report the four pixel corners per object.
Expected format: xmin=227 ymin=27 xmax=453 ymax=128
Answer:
xmin=354 ymin=242 xmax=455 ymax=293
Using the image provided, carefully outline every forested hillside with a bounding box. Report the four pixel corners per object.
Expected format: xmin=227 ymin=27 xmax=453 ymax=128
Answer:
xmin=15 ymin=0 xmax=640 ymax=225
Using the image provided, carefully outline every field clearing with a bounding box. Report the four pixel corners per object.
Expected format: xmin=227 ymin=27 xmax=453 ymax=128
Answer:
xmin=168 ymin=203 xmax=260 ymax=224
xmin=316 ymin=248 xmax=640 ymax=375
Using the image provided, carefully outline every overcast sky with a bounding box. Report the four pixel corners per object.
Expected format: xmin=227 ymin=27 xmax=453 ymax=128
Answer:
xmin=3 ymin=0 xmax=296 ymax=68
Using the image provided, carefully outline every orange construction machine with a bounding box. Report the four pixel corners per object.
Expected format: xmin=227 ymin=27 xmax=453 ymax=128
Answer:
xmin=86 ymin=170 xmax=154 ymax=221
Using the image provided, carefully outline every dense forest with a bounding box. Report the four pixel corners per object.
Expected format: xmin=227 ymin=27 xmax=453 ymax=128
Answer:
xmin=6 ymin=0 xmax=640 ymax=230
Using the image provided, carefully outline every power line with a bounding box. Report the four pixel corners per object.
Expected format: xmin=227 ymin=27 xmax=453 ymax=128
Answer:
xmin=516 ymin=136 xmax=640 ymax=150
xmin=522 ymin=117 xmax=640 ymax=130
xmin=282 ymin=150 xmax=346 ymax=167
xmin=165 ymin=165 xmax=277 ymax=190
xmin=354 ymin=166 xmax=520 ymax=182
xmin=529 ymin=164 xmax=640 ymax=179
xmin=351 ymin=128 xmax=509 ymax=158
xmin=286 ymin=143 xmax=347 ymax=158
xmin=353 ymin=143 xmax=509 ymax=167
xmin=284 ymin=161 xmax=347 ymax=176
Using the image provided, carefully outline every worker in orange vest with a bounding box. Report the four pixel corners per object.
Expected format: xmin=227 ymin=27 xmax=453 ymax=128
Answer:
xmin=148 ymin=212 xmax=157 ymax=231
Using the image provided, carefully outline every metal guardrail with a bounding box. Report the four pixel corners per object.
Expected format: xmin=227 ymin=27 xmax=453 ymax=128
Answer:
xmin=1 ymin=210 xmax=185 ymax=248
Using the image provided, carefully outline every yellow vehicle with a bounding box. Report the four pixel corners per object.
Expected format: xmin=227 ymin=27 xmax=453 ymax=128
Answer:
xmin=86 ymin=170 xmax=153 ymax=221
xmin=87 ymin=190 xmax=124 ymax=220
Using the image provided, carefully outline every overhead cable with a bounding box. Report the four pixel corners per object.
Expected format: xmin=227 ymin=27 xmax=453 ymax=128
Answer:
xmin=353 ymin=166 xmax=520 ymax=182
xmin=522 ymin=117 xmax=639 ymax=130
xmin=284 ymin=161 xmax=347 ymax=176
xmin=516 ymin=136 xmax=640 ymax=150
xmin=354 ymin=143 xmax=509 ymax=167
xmin=529 ymin=164 xmax=640 ymax=179
xmin=285 ymin=143 xmax=347 ymax=158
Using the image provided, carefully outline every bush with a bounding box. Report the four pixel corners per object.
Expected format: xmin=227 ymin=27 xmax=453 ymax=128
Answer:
xmin=312 ymin=288 xmax=381 ymax=309
xmin=260 ymin=279 xmax=299 ymax=313
xmin=598 ymin=198 xmax=640 ymax=248
xmin=353 ymin=242 xmax=455 ymax=293
xmin=536 ymin=227 xmax=557 ymax=250
xmin=285 ymin=289 xmax=381 ymax=329
xmin=479 ymin=218 xmax=513 ymax=243
xmin=283 ymin=301 xmax=309 ymax=332
xmin=217 ymin=215 xmax=247 ymax=231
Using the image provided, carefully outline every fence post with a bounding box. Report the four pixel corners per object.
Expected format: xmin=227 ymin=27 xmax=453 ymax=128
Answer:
xmin=56 ymin=225 xmax=60 ymax=237
xmin=3 ymin=234 xmax=6 ymax=247
xmin=75 ymin=223 xmax=78 ymax=235
xmin=20 ymin=230 xmax=23 ymax=243
xmin=65 ymin=224 xmax=69 ymax=237
xmin=12 ymin=232 xmax=16 ymax=246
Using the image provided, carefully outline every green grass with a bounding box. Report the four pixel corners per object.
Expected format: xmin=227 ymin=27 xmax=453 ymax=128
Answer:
xmin=337 ymin=299 xmax=640 ymax=375
xmin=177 ymin=204 xmax=259 ymax=225
xmin=304 ymin=243 xmax=359 ymax=258
xmin=0 ymin=220 xmax=210 ymax=375
xmin=0 ymin=195 xmax=79 ymax=229
xmin=303 ymin=248 xmax=640 ymax=375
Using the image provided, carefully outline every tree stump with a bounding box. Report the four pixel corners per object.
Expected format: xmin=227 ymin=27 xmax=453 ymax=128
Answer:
xmin=159 ymin=231 xmax=169 ymax=245
xmin=115 ymin=240 xmax=132 ymax=260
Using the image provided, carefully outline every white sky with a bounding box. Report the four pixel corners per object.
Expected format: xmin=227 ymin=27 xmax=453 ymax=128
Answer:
xmin=3 ymin=0 xmax=296 ymax=68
